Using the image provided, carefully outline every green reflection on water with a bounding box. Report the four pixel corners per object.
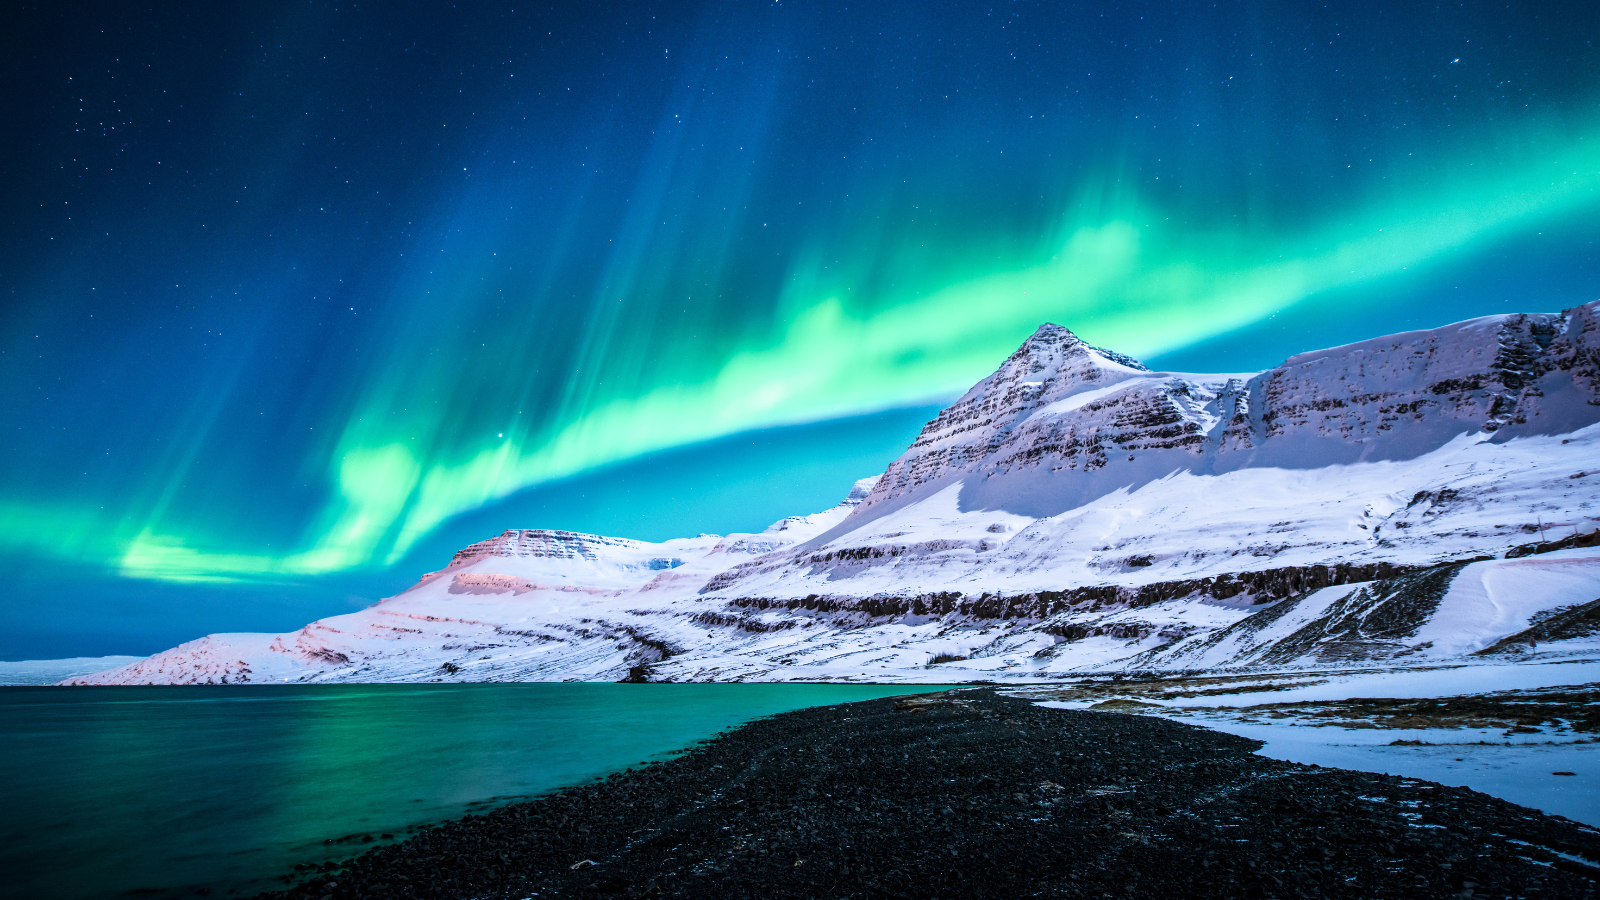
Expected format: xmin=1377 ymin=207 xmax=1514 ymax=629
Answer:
xmin=0 ymin=682 xmax=947 ymax=900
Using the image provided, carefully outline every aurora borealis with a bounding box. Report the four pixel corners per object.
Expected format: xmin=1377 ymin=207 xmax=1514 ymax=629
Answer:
xmin=5 ymin=1 xmax=1600 ymax=656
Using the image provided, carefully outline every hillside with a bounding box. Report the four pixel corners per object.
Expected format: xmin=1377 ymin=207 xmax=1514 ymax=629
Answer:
xmin=69 ymin=303 xmax=1600 ymax=685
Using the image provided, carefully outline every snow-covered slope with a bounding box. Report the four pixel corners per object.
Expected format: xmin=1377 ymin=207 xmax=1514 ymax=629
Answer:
xmin=0 ymin=656 xmax=144 ymax=685
xmin=835 ymin=305 xmax=1600 ymax=531
xmin=69 ymin=304 xmax=1600 ymax=685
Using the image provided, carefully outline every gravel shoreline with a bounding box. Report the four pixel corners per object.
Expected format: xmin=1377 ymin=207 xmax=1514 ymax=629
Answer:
xmin=260 ymin=689 xmax=1600 ymax=899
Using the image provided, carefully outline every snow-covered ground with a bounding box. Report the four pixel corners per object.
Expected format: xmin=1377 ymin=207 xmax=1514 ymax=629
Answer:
xmin=708 ymin=427 xmax=1600 ymax=604
xmin=66 ymin=303 xmax=1600 ymax=686
xmin=1186 ymin=721 xmax=1598 ymax=827
xmin=1021 ymin=660 xmax=1600 ymax=826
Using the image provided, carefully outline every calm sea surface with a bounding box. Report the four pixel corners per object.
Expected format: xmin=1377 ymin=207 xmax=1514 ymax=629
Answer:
xmin=0 ymin=683 xmax=945 ymax=900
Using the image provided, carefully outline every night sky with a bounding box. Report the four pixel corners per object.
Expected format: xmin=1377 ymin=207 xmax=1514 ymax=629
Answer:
xmin=4 ymin=1 xmax=1599 ymax=658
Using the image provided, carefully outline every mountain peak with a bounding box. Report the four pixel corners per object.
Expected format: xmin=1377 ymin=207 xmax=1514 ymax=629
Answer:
xmin=831 ymin=322 xmax=1157 ymax=519
xmin=1014 ymin=322 xmax=1149 ymax=373
xmin=1012 ymin=322 xmax=1082 ymax=359
xmin=1028 ymin=321 xmax=1075 ymax=341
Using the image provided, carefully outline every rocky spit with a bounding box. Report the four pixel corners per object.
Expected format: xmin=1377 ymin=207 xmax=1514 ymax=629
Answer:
xmin=260 ymin=690 xmax=1600 ymax=900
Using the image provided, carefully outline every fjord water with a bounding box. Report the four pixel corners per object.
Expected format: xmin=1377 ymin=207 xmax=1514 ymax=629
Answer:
xmin=0 ymin=683 xmax=944 ymax=900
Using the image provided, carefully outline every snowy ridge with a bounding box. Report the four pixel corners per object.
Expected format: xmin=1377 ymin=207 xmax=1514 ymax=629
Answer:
xmin=0 ymin=656 xmax=143 ymax=685
xmin=69 ymin=304 xmax=1600 ymax=685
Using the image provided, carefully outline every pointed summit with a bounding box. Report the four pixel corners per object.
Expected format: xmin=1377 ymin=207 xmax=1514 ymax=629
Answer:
xmin=1028 ymin=321 xmax=1076 ymax=340
xmin=1004 ymin=318 xmax=1145 ymax=371
xmin=1009 ymin=322 xmax=1082 ymax=360
xmin=841 ymin=321 xmax=1155 ymax=515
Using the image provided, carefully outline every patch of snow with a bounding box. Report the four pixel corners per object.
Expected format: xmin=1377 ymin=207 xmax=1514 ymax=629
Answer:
xmin=1176 ymin=715 xmax=1600 ymax=828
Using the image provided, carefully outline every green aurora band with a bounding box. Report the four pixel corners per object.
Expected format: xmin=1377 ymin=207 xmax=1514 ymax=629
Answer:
xmin=4 ymin=120 xmax=1573 ymax=582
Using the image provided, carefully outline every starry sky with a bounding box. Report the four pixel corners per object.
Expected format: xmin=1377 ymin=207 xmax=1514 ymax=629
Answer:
xmin=4 ymin=1 xmax=1599 ymax=658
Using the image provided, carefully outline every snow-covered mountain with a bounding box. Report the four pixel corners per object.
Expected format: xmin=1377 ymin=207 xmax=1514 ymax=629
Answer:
xmin=69 ymin=304 xmax=1600 ymax=685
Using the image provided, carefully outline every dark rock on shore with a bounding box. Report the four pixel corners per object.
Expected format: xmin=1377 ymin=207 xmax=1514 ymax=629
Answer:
xmin=259 ymin=690 xmax=1600 ymax=900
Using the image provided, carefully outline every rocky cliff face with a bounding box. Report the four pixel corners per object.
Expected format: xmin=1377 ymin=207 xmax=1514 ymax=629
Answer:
xmin=447 ymin=529 xmax=644 ymax=568
xmin=823 ymin=304 xmax=1600 ymax=537
xmin=1232 ymin=308 xmax=1600 ymax=468
xmin=696 ymin=303 xmax=1600 ymax=658
xmin=852 ymin=323 xmax=1157 ymax=516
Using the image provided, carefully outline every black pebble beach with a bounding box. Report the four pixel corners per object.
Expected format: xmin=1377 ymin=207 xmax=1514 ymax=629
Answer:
xmin=263 ymin=689 xmax=1600 ymax=899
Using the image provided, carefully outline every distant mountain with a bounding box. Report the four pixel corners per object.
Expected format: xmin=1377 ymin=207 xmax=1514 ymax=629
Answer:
xmin=69 ymin=304 xmax=1600 ymax=685
xmin=0 ymin=656 xmax=143 ymax=686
